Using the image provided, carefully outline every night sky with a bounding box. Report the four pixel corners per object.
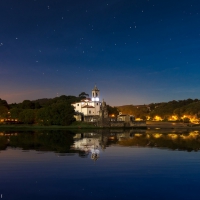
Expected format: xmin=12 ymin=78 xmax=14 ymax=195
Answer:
xmin=1 ymin=0 xmax=200 ymax=106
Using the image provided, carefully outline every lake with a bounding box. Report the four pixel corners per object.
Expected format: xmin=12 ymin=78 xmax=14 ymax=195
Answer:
xmin=0 ymin=129 xmax=200 ymax=200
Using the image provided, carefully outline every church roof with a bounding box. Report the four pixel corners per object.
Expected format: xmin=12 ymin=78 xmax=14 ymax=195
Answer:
xmin=81 ymin=98 xmax=91 ymax=102
xmin=82 ymin=105 xmax=95 ymax=108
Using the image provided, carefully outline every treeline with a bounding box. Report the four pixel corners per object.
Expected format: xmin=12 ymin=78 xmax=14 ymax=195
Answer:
xmin=117 ymin=105 xmax=149 ymax=120
xmin=149 ymin=99 xmax=200 ymax=120
xmin=0 ymin=95 xmax=86 ymax=125
xmin=0 ymin=98 xmax=9 ymax=118
xmin=1 ymin=96 xmax=200 ymax=124
xmin=0 ymin=92 xmax=120 ymax=125
xmin=117 ymin=99 xmax=200 ymax=121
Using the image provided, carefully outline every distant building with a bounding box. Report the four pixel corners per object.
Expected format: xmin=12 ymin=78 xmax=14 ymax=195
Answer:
xmin=117 ymin=114 xmax=135 ymax=122
xmin=72 ymin=86 xmax=146 ymax=128
xmin=72 ymin=85 xmax=101 ymax=121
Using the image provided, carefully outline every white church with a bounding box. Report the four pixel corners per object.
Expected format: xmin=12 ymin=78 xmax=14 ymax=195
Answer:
xmin=72 ymin=86 xmax=101 ymax=120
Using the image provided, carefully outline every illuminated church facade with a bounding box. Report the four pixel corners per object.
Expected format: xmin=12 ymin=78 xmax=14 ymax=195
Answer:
xmin=72 ymin=85 xmax=101 ymax=117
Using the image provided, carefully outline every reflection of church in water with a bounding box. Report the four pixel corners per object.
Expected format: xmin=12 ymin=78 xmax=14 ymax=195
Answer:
xmin=72 ymin=133 xmax=109 ymax=161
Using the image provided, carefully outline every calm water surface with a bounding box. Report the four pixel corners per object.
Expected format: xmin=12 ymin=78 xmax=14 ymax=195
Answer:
xmin=0 ymin=130 xmax=200 ymax=200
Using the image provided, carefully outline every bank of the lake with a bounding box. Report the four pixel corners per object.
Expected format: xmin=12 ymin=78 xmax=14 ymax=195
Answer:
xmin=146 ymin=121 xmax=200 ymax=129
xmin=0 ymin=121 xmax=200 ymax=131
xmin=0 ymin=121 xmax=96 ymax=131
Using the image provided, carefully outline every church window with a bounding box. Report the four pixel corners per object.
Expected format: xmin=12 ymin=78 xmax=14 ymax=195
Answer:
xmin=93 ymin=92 xmax=94 ymax=97
xmin=97 ymin=103 xmax=98 ymax=105
xmin=77 ymin=104 xmax=79 ymax=106
xmin=89 ymin=110 xmax=91 ymax=114
xmin=96 ymin=93 xmax=98 ymax=97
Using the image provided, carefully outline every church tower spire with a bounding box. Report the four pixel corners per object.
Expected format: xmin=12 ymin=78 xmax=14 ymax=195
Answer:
xmin=92 ymin=85 xmax=100 ymax=101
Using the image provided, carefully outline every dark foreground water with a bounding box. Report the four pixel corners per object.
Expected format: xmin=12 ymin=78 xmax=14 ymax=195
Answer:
xmin=0 ymin=130 xmax=200 ymax=200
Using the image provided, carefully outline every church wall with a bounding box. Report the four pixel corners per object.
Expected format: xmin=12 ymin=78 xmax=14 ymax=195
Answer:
xmin=72 ymin=103 xmax=82 ymax=113
xmin=84 ymin=115 xmax=99 ymax=122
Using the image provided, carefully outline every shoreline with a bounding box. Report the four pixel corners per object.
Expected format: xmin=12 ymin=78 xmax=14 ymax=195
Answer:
xmin=146 ymin=121 xmax=200 ymax=129
xmin=0 ymin=121 xmax=200 ymax=131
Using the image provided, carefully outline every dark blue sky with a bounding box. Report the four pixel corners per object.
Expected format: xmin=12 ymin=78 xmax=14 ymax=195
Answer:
xmin=1 ymin=0 xmax=200 ymax=105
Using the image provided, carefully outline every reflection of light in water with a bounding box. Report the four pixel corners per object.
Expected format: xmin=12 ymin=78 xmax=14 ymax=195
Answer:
xmin=153 ymin=133 xmax=163 ymax=138
xmin=135 ymin=134 xmax=142 ymax=137
xmin=189 ymin=132 xmax=199 ymax=138
xmin=180 ymin=135 xmax=187 ymax=139
xmin=167 ymin=134 xmax=178 ymax=139
xmin=146 ymin=134 xmax=150 ymax=138
xmin=91 ymin=149 xmax=100 ymax=161
xmin=73 ymin=138 xmax=100 ymax=151
xmin=72 ymin=138 xmax=100 ymax=161
xmin=179 ymin=132 xmax=200 ymax=139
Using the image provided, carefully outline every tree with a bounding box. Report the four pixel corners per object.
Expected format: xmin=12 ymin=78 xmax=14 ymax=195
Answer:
xmin=107 ymin=105 xmax=119 ymax=116
xmin=0 ymin=98 xmax=9 ymax=119
xmin=183 ymin=117 xmax=190 ymax=123
xmin=36 ymin=103 xmax=75 ymax=126
xmin=79 ymin=92 xmax=89 ymax=98
xmin=50 ymin=103 xmax=75 ymax=125
xmin=117 ymin=105 xmax=149 ymax=118
xmin=36 ymin=107 xmax=52 ymax=125
xmin=0 ymin=105 xmax=8 ymax=119
xmin=19 ymin=109 xmax=35 ymax=124
xmin=10 ymin=108 xmax=23 ymax=119
xmin=19 ymin=100 xmax=35 ymax=109
xmin=0 ymin=98 xmax=8 ymax=107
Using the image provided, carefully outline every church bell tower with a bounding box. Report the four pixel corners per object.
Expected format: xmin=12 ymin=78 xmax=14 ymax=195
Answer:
xmin=92 ymin=85 xmax=100 ymax=102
